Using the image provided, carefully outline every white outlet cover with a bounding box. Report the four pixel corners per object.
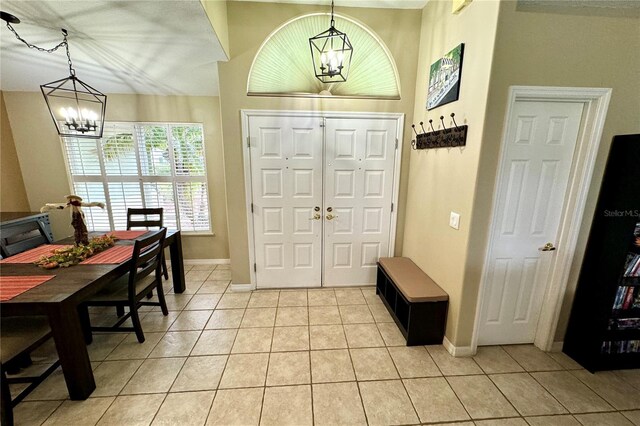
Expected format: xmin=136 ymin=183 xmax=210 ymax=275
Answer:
xmin=450 ymin=212 xmax=460 ymax=230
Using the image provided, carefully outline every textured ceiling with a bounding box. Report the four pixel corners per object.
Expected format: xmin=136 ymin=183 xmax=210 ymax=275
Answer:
xmin=229 ymin=0 xmax=429 ymax=9
xmin=0 ymin=1 xmax=226 ymax=96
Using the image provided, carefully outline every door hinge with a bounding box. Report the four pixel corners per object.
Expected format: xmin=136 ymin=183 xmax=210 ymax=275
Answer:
xmin=254 ymin=263 xmax=257 ymax=272
xmin=247 ymin=136 xmax=251 ymax=148
xmin=251 ymin=203 xmax=254 ymax=213
xmin=391 ymin=203 xmax=394 ymax=212
xmin=395 ymin=138 xmax=398 ymax=149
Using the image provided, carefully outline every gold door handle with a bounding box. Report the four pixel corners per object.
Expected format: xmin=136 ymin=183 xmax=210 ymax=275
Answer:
xmin=309 ymin=213 xmax=321 ymax=220
xmin=538 ymin=243 xmax=557 ymax=252
xmin=326 ymin=214 xmax=338 ymax=220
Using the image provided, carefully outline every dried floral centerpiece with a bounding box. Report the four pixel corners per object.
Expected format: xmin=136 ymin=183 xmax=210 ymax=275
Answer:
xmin=34 ymin=234 xmax=118 ymax=269
xmin=36 ymin=194 xmax=115 ymax=269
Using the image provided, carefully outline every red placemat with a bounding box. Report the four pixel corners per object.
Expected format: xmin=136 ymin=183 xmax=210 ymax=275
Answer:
xmin=80 ymin=246 xmax=134 ymax=264
xmin=104 ymin=230 xmax=148 ymax=240
xmin=0 ymin=275 xmax=56 ymax=301
xmin=0 ymin=245 xmax=72 ymax=264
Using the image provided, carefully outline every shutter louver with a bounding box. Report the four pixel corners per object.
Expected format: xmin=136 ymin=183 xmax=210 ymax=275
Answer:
xmin=73 ymin=182 xmax=111 ymax=231
xmin=143 ymin=182 xmax=178 ymax=229
xmin=176 ymin=182 xmax=210 ymax=231
xmin=63 ymin=138 xmax=101 ymax=176
xmin=101 ymin=124 xmax=139 ymax=176
xmin=107 ymin=182 xmax=144 ymax=230
xmin=61 ymin=122 xmax=211 ymax=233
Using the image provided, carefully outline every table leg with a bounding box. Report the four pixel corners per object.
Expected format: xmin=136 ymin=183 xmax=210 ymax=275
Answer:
xmin=47 ymin=303 xmax=95 ymax=400
xmin=169 ymin=231 xmax=186 ymax=293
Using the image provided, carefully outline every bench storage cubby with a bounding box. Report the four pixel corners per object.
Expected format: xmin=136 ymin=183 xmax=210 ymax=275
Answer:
xmin=376 ymin=257 xmax=449 ymax=345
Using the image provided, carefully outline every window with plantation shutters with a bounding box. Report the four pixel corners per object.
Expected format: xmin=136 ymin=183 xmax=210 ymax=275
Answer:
xmin=61 ymin=122 xmax=211 ymax=233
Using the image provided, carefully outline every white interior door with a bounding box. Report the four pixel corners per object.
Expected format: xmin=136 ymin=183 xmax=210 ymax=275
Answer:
xmin=478 ymin=100 xmax=584 ymax=345
xmin=323 ymin=118 xmax=398 ymax=286
xmin=249 ymin=115 xmax=324 ymax=288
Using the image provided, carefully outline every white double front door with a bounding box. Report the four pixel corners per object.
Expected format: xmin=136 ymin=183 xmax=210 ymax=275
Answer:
xmin=248 ymin=114 xmax=399 ymax=288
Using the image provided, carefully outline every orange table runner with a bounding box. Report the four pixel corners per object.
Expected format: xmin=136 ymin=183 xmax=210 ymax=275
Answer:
xmin=0 ymin=245 xmax=71 ymax=264
xmin=104 ymin=230 xmax=148 ymax=240
xmin=80 ymin=245 xmax=134 ymax=264
xmin=0 ymin=275 xmax=56 ymax=301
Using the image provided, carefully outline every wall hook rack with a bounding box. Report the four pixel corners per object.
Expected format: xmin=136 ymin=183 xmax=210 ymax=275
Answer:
xmin=410 ymin=113 xmax=468 ymax=150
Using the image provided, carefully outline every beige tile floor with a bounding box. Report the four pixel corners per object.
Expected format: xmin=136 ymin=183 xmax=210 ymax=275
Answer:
xmin=9 ymin=263 xmax=640 ymax=425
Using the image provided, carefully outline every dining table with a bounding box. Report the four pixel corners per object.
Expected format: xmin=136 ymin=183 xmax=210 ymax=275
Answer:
xmin=0 ymin=229 xmax=186 ymax=400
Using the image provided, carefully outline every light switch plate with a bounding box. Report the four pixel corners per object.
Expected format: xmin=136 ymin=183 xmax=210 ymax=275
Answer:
xmin=450 ymin=211 xmax=460 ymax=230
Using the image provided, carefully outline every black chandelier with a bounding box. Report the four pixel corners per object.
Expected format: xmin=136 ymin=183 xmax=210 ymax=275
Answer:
xmin=308 ymin=0 xmax=353 ymax=83
xmin=1 ymin=11 xmax=106 ymax=138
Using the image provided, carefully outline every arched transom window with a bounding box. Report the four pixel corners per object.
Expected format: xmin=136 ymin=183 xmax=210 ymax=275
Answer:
xmin=247 ymin=13 xmax=401 ymax=99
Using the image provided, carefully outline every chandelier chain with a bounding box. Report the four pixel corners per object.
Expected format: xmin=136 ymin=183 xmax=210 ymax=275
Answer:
xmin=65 ymin=34 xmax=75 ymax=76
xmin=330 ymin=0 xmax=335 ymax=27
xmin=5 ymin=22 xmax=76 ymax=76
xmin=5 ymin=22 xmax=67 ymax=53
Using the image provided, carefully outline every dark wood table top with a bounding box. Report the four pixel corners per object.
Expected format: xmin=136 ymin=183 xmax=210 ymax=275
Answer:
xmin=0 ymin=229 xmax=179 ymax=309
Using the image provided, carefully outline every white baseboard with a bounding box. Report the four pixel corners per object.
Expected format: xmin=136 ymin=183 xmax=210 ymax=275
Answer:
xmin=184 ymin=259 xmax=230 ymax=265
xmin=230 ymin=283 xmax=255 ymax=292
xmin=550 ymin=341 xmax=564 ymax=352
xmin=443 ymin=336 xmax=475 ymax=357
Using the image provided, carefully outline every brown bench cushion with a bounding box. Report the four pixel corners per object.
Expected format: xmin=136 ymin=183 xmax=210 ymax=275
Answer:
xmin=379 ymin=257 xmax=448 ymax=303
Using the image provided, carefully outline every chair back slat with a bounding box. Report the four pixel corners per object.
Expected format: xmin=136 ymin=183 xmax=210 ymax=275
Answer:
xmin=127 ymin=228 xmax=166 ymax=298
xmin=126 ymin=208 xmax=163 ymax=230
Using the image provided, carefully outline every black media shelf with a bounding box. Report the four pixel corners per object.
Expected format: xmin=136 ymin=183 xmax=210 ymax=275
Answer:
xmin=563 ymin=134 xmax=640 ymax=372
xmin=611 ymin=308 xmax=640 ymax=319
xmin=605 ymin=329 xmax=640 ymax=340
xmin=620 ymin=277 xmax=640 ymax=286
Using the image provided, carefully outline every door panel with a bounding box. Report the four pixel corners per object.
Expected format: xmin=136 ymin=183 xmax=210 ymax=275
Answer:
xmin=323 ymin=118 xmax=397 ymax=286
xmin=478 ymin=101 xmax=584 ymax=345
xmin=249 ymin=116 xmax=323 ymax=288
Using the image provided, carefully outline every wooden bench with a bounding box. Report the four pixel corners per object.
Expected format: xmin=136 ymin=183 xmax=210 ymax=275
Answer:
xmin=376 ymin=257 xmax=448 ymax=345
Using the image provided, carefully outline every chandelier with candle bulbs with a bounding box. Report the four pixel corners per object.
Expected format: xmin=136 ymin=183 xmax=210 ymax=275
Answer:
xmin=309 ymin=0 xmax=353 ymax=83
xmin=1 ymin=11 xmax=106 ymax=139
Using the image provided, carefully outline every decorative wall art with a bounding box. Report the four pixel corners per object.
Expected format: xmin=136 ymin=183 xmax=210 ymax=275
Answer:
xmin=427 ymin=43 xmax=464 ymax=110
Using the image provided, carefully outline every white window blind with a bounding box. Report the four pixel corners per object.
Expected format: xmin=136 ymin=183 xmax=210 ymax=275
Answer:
xmin=62 ymin=122 xmax=211 ymax=233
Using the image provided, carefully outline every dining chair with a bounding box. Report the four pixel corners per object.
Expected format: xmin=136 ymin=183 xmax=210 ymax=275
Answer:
xmin=80 ymin=228 xmax=169 ymax=343
xmin=1 ymin=316 xmax=60 ymax=426
xmin=126 ymin=208 xmax=169 ymax=281
xmin=0 ymin=220 xmax=53 ymax=258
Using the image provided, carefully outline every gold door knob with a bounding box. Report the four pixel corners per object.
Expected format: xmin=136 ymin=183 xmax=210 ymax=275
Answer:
xmin=309 ymin=213 xmax=321 ymax=220
xmin=538 ymin=243 xmax=557 ymax=251
xmin=326 ymin=214 xmax=337 ymax=220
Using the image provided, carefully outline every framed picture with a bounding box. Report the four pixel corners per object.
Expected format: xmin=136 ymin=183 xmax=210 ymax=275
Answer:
xmin=427 ymin=43 xmax=465 ymax=110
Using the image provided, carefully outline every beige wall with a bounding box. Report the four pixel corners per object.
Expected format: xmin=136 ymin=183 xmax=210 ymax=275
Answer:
xmin=2 ymin=92 xmax=229 ymax=260
xmin=402 ymin=0 xmax=500 ymax=346
xmin=201 ymin=0 xmax=230 ymax=59
xmin=463 ymin=1 xmax=640 ymax=346
xmin=0 ymin=91 xmax=30 ymax=212
xmin=218 ymin=1 xmax=421 ymax=284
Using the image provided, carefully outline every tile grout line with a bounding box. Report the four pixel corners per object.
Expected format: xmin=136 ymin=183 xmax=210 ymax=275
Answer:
xmin=345 ymin=298 xmax=370 ymax=425
xmin=487 ymin=371 xmax=571 ymax=418
xmin=306 ymin=292 xmax=314 ymax=426
xmin=203 ymin=298 xmax=246 ymax=424
xmin=383 ymin=341 xmax=422 ymax=423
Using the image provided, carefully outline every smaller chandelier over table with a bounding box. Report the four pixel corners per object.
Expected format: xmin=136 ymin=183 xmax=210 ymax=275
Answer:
xmin=40 ymin=29 xmax=106 ymax=139
xmin=309 ymin=0 xmax=353 ymax=83
xmin=1 ymin=12 xmax=106 ymax=139
xmin=42 ymin=74 xmax=106 ymax=137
